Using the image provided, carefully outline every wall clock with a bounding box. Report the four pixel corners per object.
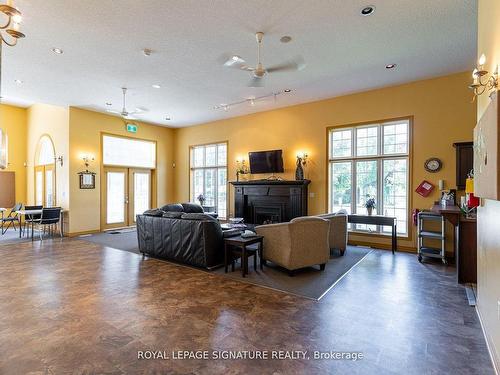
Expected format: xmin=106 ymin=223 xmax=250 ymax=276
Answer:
xmin=424 ymin=158 xmax=442 ymax=173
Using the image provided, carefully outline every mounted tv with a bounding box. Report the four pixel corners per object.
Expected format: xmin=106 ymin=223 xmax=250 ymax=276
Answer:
xmin=248 ymin=150 xmax=284 ymax=174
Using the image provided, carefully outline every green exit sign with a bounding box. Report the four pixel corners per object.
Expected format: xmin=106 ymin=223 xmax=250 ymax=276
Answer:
xmin=126 ymin=123 xmax=138 ymax=133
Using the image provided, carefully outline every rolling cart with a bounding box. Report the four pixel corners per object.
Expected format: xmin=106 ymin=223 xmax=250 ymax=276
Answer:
xmin=417 ymin=211 xmax=447 ymax=265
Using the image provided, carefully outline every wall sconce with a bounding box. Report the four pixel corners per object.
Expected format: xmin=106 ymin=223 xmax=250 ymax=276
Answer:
xmin=82 ymin=155 xmax=95 ymax=172
xmin=469 ymin=54 xmax=498 ymax=100
xmin=55 ymin=156 xmax=63 ymax=167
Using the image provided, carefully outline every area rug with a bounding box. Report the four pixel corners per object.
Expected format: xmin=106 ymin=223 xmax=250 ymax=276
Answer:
xmin=79 ymin=230 xmax=372 ymax=300
xmin=213 ymin=246 xmax=373 ymax=300
xmin=79 ymin=230 xmax=140 ymax=254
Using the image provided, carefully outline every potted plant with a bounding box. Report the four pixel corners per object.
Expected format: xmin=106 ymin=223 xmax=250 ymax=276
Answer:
xmin=197 ymin=194 xmax=206 ymax=207
xmin=364 ymin=197 xmax=376 ymax=216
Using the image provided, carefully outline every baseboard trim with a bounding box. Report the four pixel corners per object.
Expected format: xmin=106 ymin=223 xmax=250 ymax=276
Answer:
xmin=67 ymin=230 xmax=100 ymax=237
xmin=475 ymin=304 xmax=500 ymax=374
xmin=348 ymin=239 xmax=416 ymax=253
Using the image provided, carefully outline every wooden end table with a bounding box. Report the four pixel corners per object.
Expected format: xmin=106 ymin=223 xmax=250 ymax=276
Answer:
xmin=224 ymin=235 xmax=264 ymax=277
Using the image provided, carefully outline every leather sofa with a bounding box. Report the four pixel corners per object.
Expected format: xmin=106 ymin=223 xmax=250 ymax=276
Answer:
xmin=136 ymin=203 xmax=224 ymax=268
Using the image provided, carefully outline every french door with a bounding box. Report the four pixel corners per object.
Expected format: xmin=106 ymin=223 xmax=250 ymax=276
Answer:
xmin=35 ymin=164 xmax=56 ymax=207
xmin=102 ymin=167 xmax=151 ymax=230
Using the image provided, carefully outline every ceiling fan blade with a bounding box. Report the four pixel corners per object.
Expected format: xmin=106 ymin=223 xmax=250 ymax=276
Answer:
xmin=266 ymin=56 xmax=306 ymax=73
xmin=219 ymin=54 xmax=254 ymax=71
xmin=248 ymin=76 xmax=265 ymax=87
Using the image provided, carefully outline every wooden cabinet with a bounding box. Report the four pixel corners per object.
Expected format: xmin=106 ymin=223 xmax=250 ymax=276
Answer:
xmin=453 ymin=142 xmax=473 ymax=190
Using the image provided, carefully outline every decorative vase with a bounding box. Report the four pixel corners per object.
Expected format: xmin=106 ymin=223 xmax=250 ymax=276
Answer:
xmin=367 ymin=207 xmax=373 ymax=216
xmin=295 ymin=157 xmax=304 ymax=180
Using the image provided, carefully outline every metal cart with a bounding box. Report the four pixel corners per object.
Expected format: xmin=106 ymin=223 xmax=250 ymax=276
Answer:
xmin=417 ymin=211 xmax=447 ymax=265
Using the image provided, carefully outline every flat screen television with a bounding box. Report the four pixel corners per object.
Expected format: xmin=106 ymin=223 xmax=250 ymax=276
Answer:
xmin=248 ymin=150 xmax=284 ymax=174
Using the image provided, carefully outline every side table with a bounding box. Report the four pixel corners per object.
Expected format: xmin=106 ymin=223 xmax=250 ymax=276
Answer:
xmin=224 ymin=235 xmax=264 ymax=277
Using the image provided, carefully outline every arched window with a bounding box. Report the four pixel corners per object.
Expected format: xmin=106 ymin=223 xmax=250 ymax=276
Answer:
xmin=37 ymin=136 xmax=55 ymax=165
xmin=35 ymin=135 xmax=56 ymax=207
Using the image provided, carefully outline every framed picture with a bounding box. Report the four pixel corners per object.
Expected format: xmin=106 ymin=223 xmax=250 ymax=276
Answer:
xmin=78 ymin=171 xmax=96 ymax=189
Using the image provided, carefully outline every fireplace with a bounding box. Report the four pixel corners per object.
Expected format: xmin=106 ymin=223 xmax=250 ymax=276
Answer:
xmin=231 ymin=180 xmax=310 ymax=224
xmin=253 ymin=204 xmax=284 ymax=224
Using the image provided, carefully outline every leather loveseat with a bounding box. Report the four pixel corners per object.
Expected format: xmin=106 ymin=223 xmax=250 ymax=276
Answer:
xmin=136 ymin=203 xmax=224 ymax=268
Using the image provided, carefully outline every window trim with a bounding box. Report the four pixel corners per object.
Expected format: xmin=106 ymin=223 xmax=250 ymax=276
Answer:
xmin=325 ymin=116 xmax=413 ymax=239
xmin=189 ymin=141 xmax=228 ymax=219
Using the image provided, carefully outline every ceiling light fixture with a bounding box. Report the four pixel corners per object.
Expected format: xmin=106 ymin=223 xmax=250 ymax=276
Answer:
xmin=165 ymin=116 xmax=171 ymax=121
xmin=385 ymin=64 xmax=397 ymax=69
xmin=143 ymin=48 xmax=152 ymax=57
xmin=0 ymin=0 xmax=26 ymax=105
xmin=214 ymin=90 xmax=291 ymax=111
xmin=105 ymin=102 xmax=112 ymax=106
xmin=0 ymin=1 xmax=25 ymax=47
xmin=52 ymin=47 xmax=63 ymax=54
xmin=360 ymin=5 xmax=376 ymax=16
xmin=152 ymin=84 xmax=161 ymax=89
xmin=469 ymin=53 xmax=498 ymax=100
xmin=14 ymin=79 xmax=23 ymax=85
xmin=280 ymin=36 xmax=292 ymax=43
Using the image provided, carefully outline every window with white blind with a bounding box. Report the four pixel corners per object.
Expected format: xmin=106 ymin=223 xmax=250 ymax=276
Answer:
xmin=328 ymin=119 xmax=410 ymax=235
xmin=190 ymin=143 xmax=227 ymax=219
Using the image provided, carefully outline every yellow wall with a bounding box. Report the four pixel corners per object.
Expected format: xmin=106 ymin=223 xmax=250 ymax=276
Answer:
xmin=174 ymin=72 xmax=476 ymax=250
xmin=26 ymin=103 xmax=70 ymax=209
xmin=0 ymin=104 xmax=27 ymax=204
xmin=476 ymin=0 xmax=500 ymax=371
xmin=68 ymin=107 xmax=175 ymax=234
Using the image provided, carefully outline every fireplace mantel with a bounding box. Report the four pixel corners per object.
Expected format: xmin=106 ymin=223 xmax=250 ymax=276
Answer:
xmin=230 ymin=180 xmax=310 ymax=224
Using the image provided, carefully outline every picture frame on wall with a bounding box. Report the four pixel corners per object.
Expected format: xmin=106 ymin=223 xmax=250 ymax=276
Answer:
xmin=78 ymin=171 xmax=96 ymax=189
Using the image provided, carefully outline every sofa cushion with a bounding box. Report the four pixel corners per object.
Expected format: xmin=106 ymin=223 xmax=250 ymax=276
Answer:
xmin=163 ymin=211 xmax=184 ymax=219
xmin=181 ymin=213 xmax=217 ymax=221
xmin=181 ymin=203 xmax=204 ymax=213
xmin=160 ymin=203 xmax=184 ymax=212
xmin=143 ymin=208 xmax=165 ymax=217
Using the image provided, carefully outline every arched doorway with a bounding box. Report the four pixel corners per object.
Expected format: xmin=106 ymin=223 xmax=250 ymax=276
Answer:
xmin=34 ymin=135 xmax=56 ymax=207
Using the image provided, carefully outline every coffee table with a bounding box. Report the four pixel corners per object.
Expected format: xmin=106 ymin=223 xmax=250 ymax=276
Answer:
xmin=224 ymin=235 xmax=264 ymax=277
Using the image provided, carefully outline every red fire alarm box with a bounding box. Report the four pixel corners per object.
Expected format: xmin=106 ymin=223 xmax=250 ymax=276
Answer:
xmin=415 ymin=180 xmax=434 ymax=197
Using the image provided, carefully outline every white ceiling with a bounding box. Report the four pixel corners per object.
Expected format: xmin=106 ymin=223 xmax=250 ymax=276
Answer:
xmin=2 ymin=0 xmax=477 ymax=127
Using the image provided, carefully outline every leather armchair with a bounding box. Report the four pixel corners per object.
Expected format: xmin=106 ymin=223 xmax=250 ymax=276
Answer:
xmin=255 ymin=216 xmax=330 ymax=275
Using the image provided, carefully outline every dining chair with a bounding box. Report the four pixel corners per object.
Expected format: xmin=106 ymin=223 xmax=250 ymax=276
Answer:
xmin=23 ymin=205 xmax=43 ymax=238
xmin=1 ymin=203 xmax=23 ymax=235
xmin=37 ymin=207 xmax=62 ymax=241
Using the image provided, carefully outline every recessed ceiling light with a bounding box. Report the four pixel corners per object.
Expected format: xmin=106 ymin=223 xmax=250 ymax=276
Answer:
xmin=52 ymin=47 xmax=63 ymax=54
xmin=105 ymin=102 xmax=112 ymax=106
xmin=283 ymin=89 xmax=292 ymax=93
xmin=385 ymin=63 xmax=397 ymax=69
xmin=14 ymin=79 xmax=23 ymax=85
xmin=165 ymin=116 xmax=171 ymax=121
xmin=152 ymin=84 xmax=161 ymax=89
xmin=280 ymin=36 xmax=292 ymax=43
xmin=360 ymin=5 xmax=376 ymax=16
xmin=143 ymin=48 xmax=152 ymax=57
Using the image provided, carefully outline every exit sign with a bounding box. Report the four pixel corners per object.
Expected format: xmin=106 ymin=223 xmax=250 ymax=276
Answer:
xmin=126 ymin=123 xmax=137 ymax=133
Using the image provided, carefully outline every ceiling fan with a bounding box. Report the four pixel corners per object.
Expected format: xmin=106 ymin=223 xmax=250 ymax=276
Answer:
xmin=106 ymin=87 xmax=146 ymax=119
xmin=222 ymin=32 xmax=305 ymax=87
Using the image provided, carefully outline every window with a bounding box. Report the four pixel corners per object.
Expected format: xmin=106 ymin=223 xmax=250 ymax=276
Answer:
xmin=102 ymin=135 xmax=156 ymax=168
xmin=190 ymin=143 xmax=227 ymax=219
xmin=328 ymin=119 xmax=410 ymax=235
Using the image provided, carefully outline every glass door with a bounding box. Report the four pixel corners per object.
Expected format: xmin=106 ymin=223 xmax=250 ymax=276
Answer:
xmin=129 ymin=169 xmax=151 ymax=224
xmin=102 ymin=167 xmax=152 ymax=229
xmin=102 ymin=167 xmax=128 ymax=229
xmin=35 ymin=164 xmax=56 ymax=207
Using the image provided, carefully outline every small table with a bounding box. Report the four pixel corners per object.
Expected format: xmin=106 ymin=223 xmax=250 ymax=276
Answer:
xmin=16 ymin=209 xmax=66 ymax=241
xmin=348 ymin=214 xmax=397 ymax=254
xmin=224 ymin=235 xmax=264 ymax=277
